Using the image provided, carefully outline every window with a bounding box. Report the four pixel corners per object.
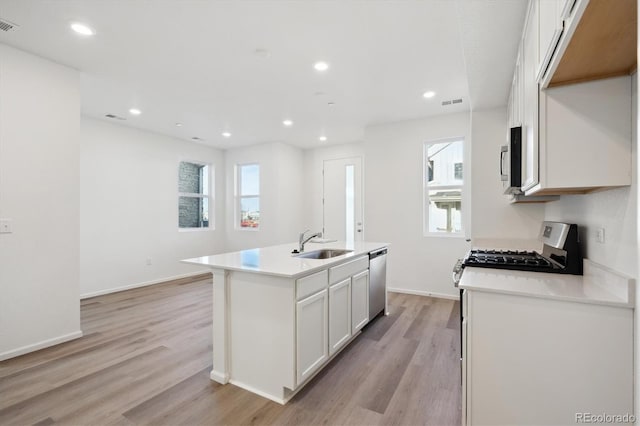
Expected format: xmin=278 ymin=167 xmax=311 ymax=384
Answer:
xmin=424 ymin=139 xmax=463 ymax=235
xmin=178 ymin=161 xmax=212 ymax=229
xmin=236 ymin=163 xmax=260 ymax=229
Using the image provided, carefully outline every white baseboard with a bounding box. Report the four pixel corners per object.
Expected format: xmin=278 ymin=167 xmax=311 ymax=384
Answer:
xmin=210 ymin=369 xmax=230 ymax=384
xmin=0 ymin=330 xmax=83 ymax=361
xmin=229 ymin=379 xmax=287 ymax=405
xmin=81 ymin=270 xmax=212 ymax=299
xmin=388 ymin=287 xmax=459 ymax=300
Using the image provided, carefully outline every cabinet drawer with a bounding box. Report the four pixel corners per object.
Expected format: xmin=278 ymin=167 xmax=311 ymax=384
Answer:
xmin=329 ymin=256 xmax=369 ymax=285
xmin=296 ymin=270 xmax=328 ymax=301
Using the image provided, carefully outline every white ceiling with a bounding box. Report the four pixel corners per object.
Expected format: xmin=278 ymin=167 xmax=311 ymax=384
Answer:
xmin=0 ymin=0 xmax=526 ymax=149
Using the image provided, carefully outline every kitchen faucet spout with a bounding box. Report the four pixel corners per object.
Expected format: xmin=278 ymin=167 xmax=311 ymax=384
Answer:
xmin=299 ymin=230 xmax=322 ymax=252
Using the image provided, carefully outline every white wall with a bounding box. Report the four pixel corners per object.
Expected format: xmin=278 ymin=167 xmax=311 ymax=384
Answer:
xmin=225 ymin=142 xmax=304 ymax=251
xmin=0 ymin=44 xmax=82 ymax=359
xmin=79 ymin=118 xmax=226 ymax=297
xmin=544 ymin=75 xmax=638 ymax=279
xmin=471 ymin=107 xmax=545 ymax=241
xmin=363 ymin=112 xmax=472 ymax=298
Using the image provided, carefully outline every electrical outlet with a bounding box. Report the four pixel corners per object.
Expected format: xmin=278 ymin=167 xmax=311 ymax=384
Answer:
xmin=0 ymin=219 xmax=12 ymax=234
xmin=596 ymin=228 xmax=605 ymax=244
xmin=146 ymin=257 xmax=153 ymax=266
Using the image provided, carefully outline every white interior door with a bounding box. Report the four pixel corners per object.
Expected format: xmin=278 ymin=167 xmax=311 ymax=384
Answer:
xmin=323 ymin=157 xmax=363 ymax=242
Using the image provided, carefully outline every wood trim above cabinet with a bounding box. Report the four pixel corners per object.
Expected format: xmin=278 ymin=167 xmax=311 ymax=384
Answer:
xmin=549 ymin=0 xmax=637 ymax=87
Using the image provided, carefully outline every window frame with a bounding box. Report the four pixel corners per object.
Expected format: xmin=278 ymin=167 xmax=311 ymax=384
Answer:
xmin=235 ymin=162 xmax=260 ymax=231
xmin=422 ymin=137 xmax=465 ymax=238
xmin=177 ymin=160 xmax=214 ymax=232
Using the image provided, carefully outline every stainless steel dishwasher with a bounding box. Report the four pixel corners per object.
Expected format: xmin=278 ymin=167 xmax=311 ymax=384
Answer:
xmin=368 ymin=248 xmax=387 ymax=319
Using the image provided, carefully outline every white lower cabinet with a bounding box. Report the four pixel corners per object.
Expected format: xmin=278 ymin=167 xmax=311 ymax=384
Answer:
xmin=329 ymin=278 xmax=351 ymax=355
xmin=463 ymin=289 xmax=633 ymax=425
xmin=296 ymin=289 xmax=328 ymax=385
xmin=351 ymin=270 xmax=369 ymax=332
xmin=295 ymin=255 xmax=372 ymax=387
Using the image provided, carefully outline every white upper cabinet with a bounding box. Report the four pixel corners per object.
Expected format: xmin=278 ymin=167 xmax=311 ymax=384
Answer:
xmin=539 ymin=0 xmax=636 ymax=88
xmin=507 ymin=52 xmax=523 ymax=128
xmin=505 ymin=0 xmax=634 ymax=197
xmin=530 ymin=75 xmax=632 ymax=195
xmin=521 ymin=0 xmax=539 ymax=192
xmin=536 ymin=0 xmax=564 ymax=83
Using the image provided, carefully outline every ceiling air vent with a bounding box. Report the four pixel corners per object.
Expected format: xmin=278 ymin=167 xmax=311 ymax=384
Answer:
xmin=105 ymin=114 xmax=126 ymax=120
xmin=0 ymin=18 xmax=18 ymax=32
xmin=442 ymin=98 xmax=463 ymax=106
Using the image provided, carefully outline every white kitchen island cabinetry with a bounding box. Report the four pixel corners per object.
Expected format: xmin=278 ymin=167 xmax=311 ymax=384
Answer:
xmin=351 ymin=270 xmax=370 ymax=332
xmin=328 ymin=278 xmax=352 ymax=356
xmin=460 ymin=261 xmax=634 ymax=425
xmin=182 ymin=241 xmax=387 ymax=404
xmin=296 ymin=288 xmax=328 ymax=385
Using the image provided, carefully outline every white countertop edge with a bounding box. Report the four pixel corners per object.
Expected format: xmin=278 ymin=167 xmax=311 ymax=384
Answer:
xmin=181 ymin=257 xmax=365 ymax=279
xmin=181 ymin=241 xmax=389 ymax=279
xmin=459 ymin=259 xmax=635 ymax=309
xmin=459 ymin=283 xmax=633 ymax=309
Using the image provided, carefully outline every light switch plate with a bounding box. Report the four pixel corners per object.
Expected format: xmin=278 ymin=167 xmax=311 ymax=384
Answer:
xmin=596 ymin=228 xmax=605 ymax=244
xmin=0 ymin=219 xmax=13 ymax=234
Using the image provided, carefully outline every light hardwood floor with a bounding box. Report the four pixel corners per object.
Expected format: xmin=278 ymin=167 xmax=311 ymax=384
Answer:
xmin=0 ymin=275 xmax=461 ymax=425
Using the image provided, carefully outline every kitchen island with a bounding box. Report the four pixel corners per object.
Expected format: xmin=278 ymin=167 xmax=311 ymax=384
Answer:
xmin=182 ymin=241 xmax=388 ymax=404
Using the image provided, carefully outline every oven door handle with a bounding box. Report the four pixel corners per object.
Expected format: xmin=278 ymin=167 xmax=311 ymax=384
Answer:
xmin=500 ymin=145 xmax=508 ymax=181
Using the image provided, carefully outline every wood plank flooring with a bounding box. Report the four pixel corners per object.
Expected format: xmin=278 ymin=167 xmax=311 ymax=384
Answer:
xmin=0 ymin=276 xmax=461 ymax=425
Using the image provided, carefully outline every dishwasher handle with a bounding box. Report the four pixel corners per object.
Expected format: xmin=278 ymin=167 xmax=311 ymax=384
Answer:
xmin=369 ymin=248 xmax=387 ymax=259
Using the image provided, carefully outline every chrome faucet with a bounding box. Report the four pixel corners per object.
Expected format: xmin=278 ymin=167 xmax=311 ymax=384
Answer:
xmin=299 ymin=229 xmax=322 ymax=252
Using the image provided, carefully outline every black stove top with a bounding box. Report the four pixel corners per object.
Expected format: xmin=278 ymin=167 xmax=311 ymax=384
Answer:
xmin=462 ymin=249 xmax=561 ymax=272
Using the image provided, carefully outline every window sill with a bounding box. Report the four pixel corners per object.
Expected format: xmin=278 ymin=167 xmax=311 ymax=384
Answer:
xmin=423 ymin=232 xmax=466 ymax=239
xmin=178 ymin=227 xmax=215 ymax=233
xmin=236 ymin=227 xmax=260 ymax=232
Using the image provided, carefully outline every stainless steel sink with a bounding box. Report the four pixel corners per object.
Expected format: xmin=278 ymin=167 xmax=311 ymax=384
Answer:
xmin=294 ymin=249 xmax=353 ymax=259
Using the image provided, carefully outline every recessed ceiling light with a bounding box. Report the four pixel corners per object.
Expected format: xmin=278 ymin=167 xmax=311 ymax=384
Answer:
xmin=70 ymin=22 xmax=95 ymax=36
xmin=175 ymin=122 xmax=183 ymax=127
xmin=222 ymin=132 xmax=232 ymax=138
xmin=423 ymin=91 xmax=436 ymax=99
xmin=314 ymin=61 xmax=329 ymax=72
xmin=129 ymin=108 xmax=141 ymax=115
xmin=254 ymin=48 xmax=270 ymax=58
xmin=319 ymin=136 xmax=327 ymax=142
xmin=327 ymin=102 xmax=335 ymax=106
xmin=283 ymin=120 xmax=293 ymax=127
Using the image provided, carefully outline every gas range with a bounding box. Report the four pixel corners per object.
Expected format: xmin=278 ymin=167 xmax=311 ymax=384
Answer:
xmin=456 ymin=222 xmax=583 ymax=280
xmin=463 ymin=249 xmax=558 ymax=272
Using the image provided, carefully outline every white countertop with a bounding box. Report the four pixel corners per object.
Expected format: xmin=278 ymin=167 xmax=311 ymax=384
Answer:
xmin=459 ymin=259 xmax=635 ymax=308
xmin=182 ymin=241 xmax=388 ymax=279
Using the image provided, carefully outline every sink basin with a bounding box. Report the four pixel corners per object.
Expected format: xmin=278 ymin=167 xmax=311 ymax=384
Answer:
xmin=294 ymin=249 xmax=353 ymax=259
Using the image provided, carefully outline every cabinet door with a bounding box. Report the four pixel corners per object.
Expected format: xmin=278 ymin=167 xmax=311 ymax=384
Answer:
xmin=351 ymin=270 xmax=369 ymax=333
xmin=521 ymin=0 xmax=539 ymax=191
xmin=538 ymin=0 xmax=563 ymax=81
xmin=296 ymin=289 xmax=328 ymax=385
xmin=329 ymin=278 xmax=351 ymax=355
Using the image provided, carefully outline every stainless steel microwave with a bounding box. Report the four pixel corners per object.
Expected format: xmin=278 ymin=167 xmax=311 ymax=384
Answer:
xmin=501 ymin=126 xmax=522 ymax=195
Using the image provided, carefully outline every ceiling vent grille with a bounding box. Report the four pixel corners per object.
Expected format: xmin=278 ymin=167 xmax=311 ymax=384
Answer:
xmin=0 ymin=18 xmax=18 ymax=32
xmin=105 ymin=114 xmax=126 ymax=121
xmin=442 ymin=98 xmax=463 ymax=106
